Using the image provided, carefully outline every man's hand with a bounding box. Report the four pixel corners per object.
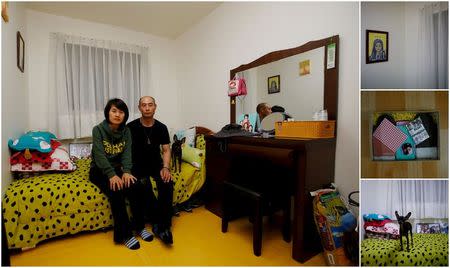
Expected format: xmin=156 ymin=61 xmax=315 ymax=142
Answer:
xmin=122 ymin=172 xmax=137 ymax=188
xmin=160 ymin=167 xmax=172 ymax=183
xmin=109 ymin=175 xmax=123 ymax=191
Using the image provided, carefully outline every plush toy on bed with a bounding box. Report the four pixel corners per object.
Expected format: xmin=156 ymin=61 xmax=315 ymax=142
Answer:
xmin=171 ymin=135 xmax=185 ymax=173
xmin=395 ymin=211 xmax=413 ymax=251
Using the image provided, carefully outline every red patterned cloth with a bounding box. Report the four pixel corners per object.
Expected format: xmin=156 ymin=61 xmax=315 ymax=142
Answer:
xmin=10 ymin=140 xmax=61 ymax=165
xmin=372 ymin=137 xmax=395 ymax=157
xmin=373 ymin=118 xmax=407 ymax=153
xmin=364 ymin=219 xmax=392 ymax=229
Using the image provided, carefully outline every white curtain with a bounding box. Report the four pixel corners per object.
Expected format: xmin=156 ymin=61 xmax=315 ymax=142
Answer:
xmin=362 ymin=180 xmax=448 ymax=220
xmin=417 ymin=2 xmax=448 ymax=89
xmin=48 ymin=33 xmax=149 ymax=139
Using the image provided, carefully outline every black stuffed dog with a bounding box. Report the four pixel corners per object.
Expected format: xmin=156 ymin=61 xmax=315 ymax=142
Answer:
xmin=171 ymin=135 xmax=185 ymax=173
xmin=395 ymin=211 xmax=413 ymax=251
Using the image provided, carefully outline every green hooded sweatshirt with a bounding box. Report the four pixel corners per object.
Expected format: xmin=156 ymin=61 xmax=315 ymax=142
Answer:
xmin=91 ymin=120 xmax=132 ymax=179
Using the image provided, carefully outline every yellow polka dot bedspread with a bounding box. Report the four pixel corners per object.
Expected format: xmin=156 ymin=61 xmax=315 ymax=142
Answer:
xmin=2 ymin=135 xmax=207 ymax=250
xmin=2 ymin=159 xmax=113 ymax=250
xmin=150 ymin=134 xmax=207 ymax=205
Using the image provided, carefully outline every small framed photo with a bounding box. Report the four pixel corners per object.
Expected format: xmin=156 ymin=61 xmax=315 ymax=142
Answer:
xmin=366 ymin=30 xmax=388 ymax=64
xmin=416 ymin=223 xmax=441 ymax=234
xmin=69 ymin=143 xmax=92 ymax=159
xmin=17 ymin=31 xmax=25 ymax=73
xmin=268 ymin=75 xmax=280 ymax=94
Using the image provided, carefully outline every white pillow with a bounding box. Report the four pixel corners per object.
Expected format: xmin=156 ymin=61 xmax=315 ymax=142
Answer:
xmin=176 ymin=127 xmax=196 ymax=147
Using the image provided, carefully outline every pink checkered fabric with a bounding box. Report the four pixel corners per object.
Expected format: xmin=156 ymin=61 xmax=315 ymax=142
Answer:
xmin=373 ymin=118 xmax=407 ymax=153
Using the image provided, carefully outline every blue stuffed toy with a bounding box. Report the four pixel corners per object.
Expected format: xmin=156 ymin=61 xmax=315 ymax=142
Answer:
xmin=8 ymin=131 xmax=57 ymax=153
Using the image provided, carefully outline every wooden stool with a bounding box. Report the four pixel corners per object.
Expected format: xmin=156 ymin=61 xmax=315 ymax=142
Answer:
xmin=221 ymin=180 xmax=291 ymax=257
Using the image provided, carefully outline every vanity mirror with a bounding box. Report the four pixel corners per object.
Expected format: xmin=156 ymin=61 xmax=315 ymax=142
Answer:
xmin=229 ymin=35 xmax=339 ymax=132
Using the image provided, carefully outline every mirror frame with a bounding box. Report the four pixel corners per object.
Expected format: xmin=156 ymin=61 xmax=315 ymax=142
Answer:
xmin=229 ymin=35 xmax=339 ymax=126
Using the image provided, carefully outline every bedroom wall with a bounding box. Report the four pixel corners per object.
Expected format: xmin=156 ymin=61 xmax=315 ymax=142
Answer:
xmin=25 ymin=10 xmax=180 ymax=135
xmin=2 ymin=2 xmax=28 ymax=195
xmin=404 ymin=2 xmax=424 ymax=89
xmin=175 ymin=2 xmax=359 ymax=202
xmin=361 ymin=2 xmax=406 ymax=89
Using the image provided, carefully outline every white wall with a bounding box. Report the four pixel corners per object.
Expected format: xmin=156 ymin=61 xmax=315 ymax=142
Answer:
xmin=256 ymin=47 xmax=324 ymax=120
xmin=176 ymin=2 xmax=359 ymax=200
xmin=1 ymin=2 xmax=28 ymax=195
xmin=361 ymin=2 xmax=441 ymax=89
xmin=361 ymin=2 xmax=406 ymax=89
xmin=25 ymin=10 xmax=180 ymax=134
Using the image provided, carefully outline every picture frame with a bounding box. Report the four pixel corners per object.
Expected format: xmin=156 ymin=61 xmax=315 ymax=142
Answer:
xmin=416 ymin=223 xmax=441 ymax=234
xmin=17 ymin=31 xmax=24 ymax=73
xmin=366 ymin=30 xmax=389 ymax=64
xmin=267 ymin=75 xmax=280 ymax=94
xmin=371 ymin=111 xmax=439 ymax=161
xmin=69 ymin=143 xmax=92 ymax=159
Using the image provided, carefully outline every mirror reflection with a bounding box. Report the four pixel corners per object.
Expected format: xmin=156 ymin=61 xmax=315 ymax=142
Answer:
xmin=236 ymin=46 xmax=325 ymax=128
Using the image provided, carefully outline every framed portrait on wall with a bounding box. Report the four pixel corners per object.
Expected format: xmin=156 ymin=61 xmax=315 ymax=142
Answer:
xmin=267 ymin=75 xmax=280 ymax=94
xmin=17 ymin=31 xmax=25 ymax=73
xmin=366 ymin=30 xmax=389 ymax=64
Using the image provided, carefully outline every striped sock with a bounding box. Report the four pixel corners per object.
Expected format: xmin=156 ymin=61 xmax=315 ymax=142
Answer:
xmin=124 ymin=236 xmax=140 ymax=250
xmin=139 ymin=228 xmax=154 ymax=242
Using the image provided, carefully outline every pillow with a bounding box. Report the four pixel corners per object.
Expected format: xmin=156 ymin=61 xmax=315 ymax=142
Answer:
xmin=8 ymin=131 xmax=57 ymax=153
xmin=181 ymin=144 xmax=204 ymax=169
xmin=11 ymin=147 xmax=76 ymax=172
xmin=176 ymin=127 xmax=196 ymax=147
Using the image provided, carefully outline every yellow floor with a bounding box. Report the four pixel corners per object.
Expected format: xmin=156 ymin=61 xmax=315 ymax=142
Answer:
xmin=10 ymin=206 xmax=326 ymax=266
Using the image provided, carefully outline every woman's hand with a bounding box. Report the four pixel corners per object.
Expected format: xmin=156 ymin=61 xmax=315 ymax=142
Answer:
xmin=122 ymin=172 xmax=137 ymax=188
xmin=109 ymin=175 xmax=123 ymax=191
xmin=160 ymin=167 xmax=172 ymax=183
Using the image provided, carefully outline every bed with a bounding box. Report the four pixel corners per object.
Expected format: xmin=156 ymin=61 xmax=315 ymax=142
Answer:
xmin=361 ymin=233 xmax=448 ymax=266
xmin=2 ymin=128 xmax=212 ymax=250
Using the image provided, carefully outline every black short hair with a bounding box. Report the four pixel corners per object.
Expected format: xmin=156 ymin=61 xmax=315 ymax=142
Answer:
xmin=104 ymin=98 xmax=129 ymax=127
xmin=402 ymin=143 xmax=412 ymax=154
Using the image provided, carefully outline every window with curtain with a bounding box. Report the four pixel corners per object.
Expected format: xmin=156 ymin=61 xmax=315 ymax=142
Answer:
xmin=418 ymin=2 xmax=448 ymax=89
xmin=48 ymin=33 xmax=149 ymax=139
xmin=361 ymin=180 xmax=448 ymax=220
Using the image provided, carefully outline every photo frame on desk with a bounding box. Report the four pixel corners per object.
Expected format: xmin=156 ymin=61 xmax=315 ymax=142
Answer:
xmin=69 ymin=143 xmax=92 ymax=160
xmin=17 ymin=31 xmax=24 ymax=73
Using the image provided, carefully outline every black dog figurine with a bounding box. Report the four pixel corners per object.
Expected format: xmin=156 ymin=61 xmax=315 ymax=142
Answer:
xmin=395 ymin=211 xmax=413 ymax=251
xmin=171 ymin=135 xmax=185 ymax=173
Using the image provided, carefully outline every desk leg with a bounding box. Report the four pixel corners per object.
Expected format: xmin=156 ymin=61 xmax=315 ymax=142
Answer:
xmin=292 ymin=155 xmax=323 ymax=263
xmin=292 ymin=194 xmax=322 ymax=262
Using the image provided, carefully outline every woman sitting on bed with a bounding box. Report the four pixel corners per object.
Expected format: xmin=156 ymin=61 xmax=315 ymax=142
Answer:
xmin=90 ymin=98 xmax=153 ymax=250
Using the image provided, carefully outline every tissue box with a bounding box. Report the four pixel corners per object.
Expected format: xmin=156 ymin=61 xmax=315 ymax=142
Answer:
xmin=275 ymin=120 xmax=336 ymax=139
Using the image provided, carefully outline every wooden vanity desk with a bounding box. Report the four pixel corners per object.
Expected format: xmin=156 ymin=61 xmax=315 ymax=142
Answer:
xmin=204 ymin=135 xmax=336 ymax=262
xmin=204 ymin=35 xmax=339 ymax=262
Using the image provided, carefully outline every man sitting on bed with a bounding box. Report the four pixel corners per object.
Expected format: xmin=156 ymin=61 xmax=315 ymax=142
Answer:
xmin=127 ymin=96 xmax=174 ymax=245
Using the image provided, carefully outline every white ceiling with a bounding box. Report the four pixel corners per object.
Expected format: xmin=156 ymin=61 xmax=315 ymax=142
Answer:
xmin=25 ymin=1 xmax=222 ymax=39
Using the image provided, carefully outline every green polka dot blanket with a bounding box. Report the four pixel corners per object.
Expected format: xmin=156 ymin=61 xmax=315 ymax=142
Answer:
xmin=361 ymin=233 xmax=448 ymax=266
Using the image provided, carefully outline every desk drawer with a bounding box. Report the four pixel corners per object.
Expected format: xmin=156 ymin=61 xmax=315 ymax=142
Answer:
xmin=228 ymin=144 xmax=295 ymax=168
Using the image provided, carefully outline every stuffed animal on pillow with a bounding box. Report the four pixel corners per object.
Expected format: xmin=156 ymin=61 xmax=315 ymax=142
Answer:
xmin=8 ymin=131 xmax=57 ymax=153
xmin=181 ymin=144 xmax=204 ymax=169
